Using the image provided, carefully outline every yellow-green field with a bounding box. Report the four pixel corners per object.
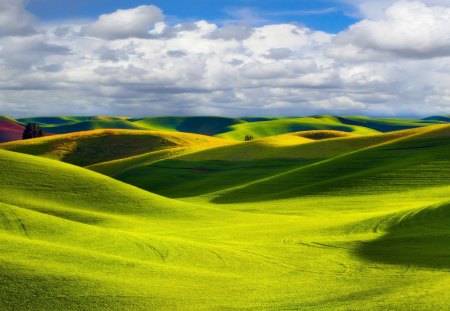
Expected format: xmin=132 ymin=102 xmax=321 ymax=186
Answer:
xmin=2 ymin=117 xmax=450 ymax=310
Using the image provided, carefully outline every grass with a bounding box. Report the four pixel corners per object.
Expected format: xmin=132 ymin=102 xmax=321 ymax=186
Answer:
xmin=2 ymin=115 xmax=447 ymax=144
xmin=0 ymin=129 xmax=233 ymax=166
xmin=337 ymin=115 xmax=444 ymax=132
xmin=216 ymin=115 xmax=380 ymax=140
xmin=3 ymin=120 xmax=450 ymax=309
xmin=133 ymin=116 xmax=245 ymax=135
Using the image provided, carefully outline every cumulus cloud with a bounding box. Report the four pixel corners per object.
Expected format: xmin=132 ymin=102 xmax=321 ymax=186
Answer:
xmin=336 ymin=1 xmax=450 ymax=58
xmin=82 ymin=5 xmax=164 ymax=40
xmin=1 ymin=1 xmax=450 ymax=117
xmin=208 ymin=25 xmax=254 ymax=41
xmin=264 ymin=48 xmax=294 ymax=60
xmin=0 ymin=0 xmax=36 ymax=37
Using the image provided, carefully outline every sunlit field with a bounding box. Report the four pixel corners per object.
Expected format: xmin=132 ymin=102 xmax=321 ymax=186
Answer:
xmin=2 ymin=116 xmax=450 ymax=310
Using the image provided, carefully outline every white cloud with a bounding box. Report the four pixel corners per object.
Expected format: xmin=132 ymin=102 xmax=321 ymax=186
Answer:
xmin=82 ymin=5 xmax=164 ymax=40
xmin=0 ymin=0 xmax=36 ymax=37
xmin=336 ymin=1 xmax=450 ymax=58
xmin=1 ymin=2 xmax=450 ymax=117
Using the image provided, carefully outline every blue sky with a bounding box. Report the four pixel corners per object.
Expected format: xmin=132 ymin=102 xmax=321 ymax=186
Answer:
xmin=27 ymin=0 xmax=359 ymax=33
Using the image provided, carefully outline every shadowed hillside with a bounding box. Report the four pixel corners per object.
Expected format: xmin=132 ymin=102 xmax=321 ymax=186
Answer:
xmin=98 ymin=128 xmax=420 ymax=198
xmin=337 ymin=116 xmax=443 ymax=132
xmin=213 ymin=125 xmax=450 ymax=203
xmin=133 ymin=116 xmax=245 ymax=135
xmin=0 ymin=116 xmax=24 ymax=143
xmin=216 ymin=116 xmax=380 ymax=140
xmin=0 ymin=129 xmax=232 ymax=166
xmin=3 ymin=120 xmax=450 ymax=309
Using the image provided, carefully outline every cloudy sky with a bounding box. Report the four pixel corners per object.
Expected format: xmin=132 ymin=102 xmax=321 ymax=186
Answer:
xmin=1 ymin=0 xmax=450 ymax=117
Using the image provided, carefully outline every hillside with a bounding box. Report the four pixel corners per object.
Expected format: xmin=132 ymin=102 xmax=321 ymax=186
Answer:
xmin=3 ymin=120 xmax=450 ymax=309
xmin=133 ymin=116 xmax=245 ymax=135
xmin=99 ymin=128 xmax=419 ymax=198
xmin=214 ymin=124 xmax=450 ymax=203
xmin=216 ymin=116 xmax=380 ymax=140
xmin=0 ymin=129 xmax=232 ymax=166
xmin=1 ymin=115 xmax=448 ymax=144
xmin=3 ymin=125 xmax=450 ymax=309
xmin=337 ymin=116 xmax=444 ymax=132
xmin=0 ymin=116 xmax=24 ymax=143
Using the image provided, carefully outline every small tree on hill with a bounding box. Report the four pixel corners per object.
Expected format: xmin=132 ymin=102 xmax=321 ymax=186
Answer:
xmin=22 ymin=123 xmax=43 ymax=140
xmin=244 ymin=135 xmax=254 ymax=141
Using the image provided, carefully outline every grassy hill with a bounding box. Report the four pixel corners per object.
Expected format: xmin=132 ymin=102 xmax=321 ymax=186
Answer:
xmin=4 ymin=117 xmax=450 ymax=309
xmin=133 ymin=116 xmax=245 ymax=136
xmin=95 ymin=128 xmax=421 ymax=198
xmin=1 ymin=115 xmax=447 ymax=144
xmin=17 ymin=116 xmax=245 ymax=137
xmin=337 ymin=115 xmax=443 ymax=132
xmin=214 ymin=124 xmax=450 ymax=203
xmin=216 ymin=115 xmax=380 ymax=140
xmin=0 ymin=129 xmax=232 ymax=167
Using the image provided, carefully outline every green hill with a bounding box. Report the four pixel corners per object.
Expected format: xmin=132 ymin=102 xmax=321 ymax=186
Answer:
xmin=216 ymin=116 xmax=380 ymax=140
xmin=4 ymin=117 xmax=450 ymax=310
xmin=0 ymin=129 xmax=232 ymax=166
xmin=337 ymin=116 xmax=443 ymax=132
xmin=102 ymin=128 xmax=420 ymax=198
xmin=133 ymin=116 xmax=245 ymax=135
xmin=17 ymin=116 xmax=129 ymax=126
xmin=214 ymin=124 xmax=450 ymax=203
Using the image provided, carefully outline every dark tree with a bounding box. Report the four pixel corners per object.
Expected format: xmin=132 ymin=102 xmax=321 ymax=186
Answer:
xmin=244 ymin=135 xmax=254 ymax=141
xmin=22 ymin=123 xmax=43 ymax=140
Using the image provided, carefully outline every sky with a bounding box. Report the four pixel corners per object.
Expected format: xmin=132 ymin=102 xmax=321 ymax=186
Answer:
xmin=1 ymin=0 xmax=450 ymax=117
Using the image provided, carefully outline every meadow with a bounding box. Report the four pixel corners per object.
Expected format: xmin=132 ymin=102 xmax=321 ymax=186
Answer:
xmin=1 ymin=115 xmax=450 ymax=310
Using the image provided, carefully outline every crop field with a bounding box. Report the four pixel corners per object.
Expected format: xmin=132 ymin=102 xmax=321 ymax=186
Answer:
xmin=1 ymin=116 xmax=450 ymax=310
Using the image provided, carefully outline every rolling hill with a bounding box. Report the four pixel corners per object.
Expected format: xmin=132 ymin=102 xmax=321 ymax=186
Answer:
xmin=133 ymin=116 xmax=245 ymax=136
xmin=3 ymin=117 xmax=450 ymax=309
xmin=106 ymin=127 xmax=423 ymax=198
xmin=214 ymin=124 xmax=450 ymax=203
xmin=0 ymin=129 xmax=233 ymax=166
xmin=337 ymin=115 xmax=444 ymax=132
xmin=1 ymin=115 xmax=448 ymax=144
xmin=216 ymin=115 xmax=380 ymax=140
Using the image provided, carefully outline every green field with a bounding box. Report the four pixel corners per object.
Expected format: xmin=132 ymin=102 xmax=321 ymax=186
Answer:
xmin=8 ymin=115 xmax=445 ymax=142
xmin=2 ymin=116 xmax=450 ymax=310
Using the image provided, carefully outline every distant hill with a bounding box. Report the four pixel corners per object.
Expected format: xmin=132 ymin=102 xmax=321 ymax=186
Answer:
xmin=216 ymin=116 xmax=380 ymax=140
xmin=0 ymin=114 xmax=448 ymax=144
xmin=0 ymin=116 xmax=24 ymax=143
xmin=133 ymin=116 xmax=245 ymax=135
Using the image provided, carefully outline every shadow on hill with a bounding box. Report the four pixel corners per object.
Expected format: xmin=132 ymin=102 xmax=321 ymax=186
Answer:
xmin=356 ymin=202 xmax=450 ymax=269
xmin=336 ymin=116 xmax=437 ymax=132
xmin=211 ymin=135 xmax=450 ymax=204
xmin=175 ymin=117 xmax=244 ymax=136
xmin=115 ymin=159 xmax=312 ymax=198
xmin=59 ymin=132 xmax=177 ymax=166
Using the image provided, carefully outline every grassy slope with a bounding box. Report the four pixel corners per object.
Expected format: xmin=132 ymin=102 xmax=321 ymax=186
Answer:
xmin=338 ymin=115 xmax=444 ymax=132
xmin=133 ymin=116 xmax=245 ymax=135
xmin=214 ymin=124 xmax=450 ymax=203
xmin=10 ymin=115 xmax=446 ymax=141
xmin=17 ymin=116 xmax=129 ymax=125
xmin=216 ymin=115 xmax=380 ymax=140
xmin=3 ymin=131 xmax=450 ymax=309
xmin=0 ymin=129 xmax=232 ymax=166
xmin=4 ymin=122 xmax=450 ymax=309
xmin=18 ymin=116 xmax=245 ymax=137
xmin=112 ymin=128 xmax=420 ymax=198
